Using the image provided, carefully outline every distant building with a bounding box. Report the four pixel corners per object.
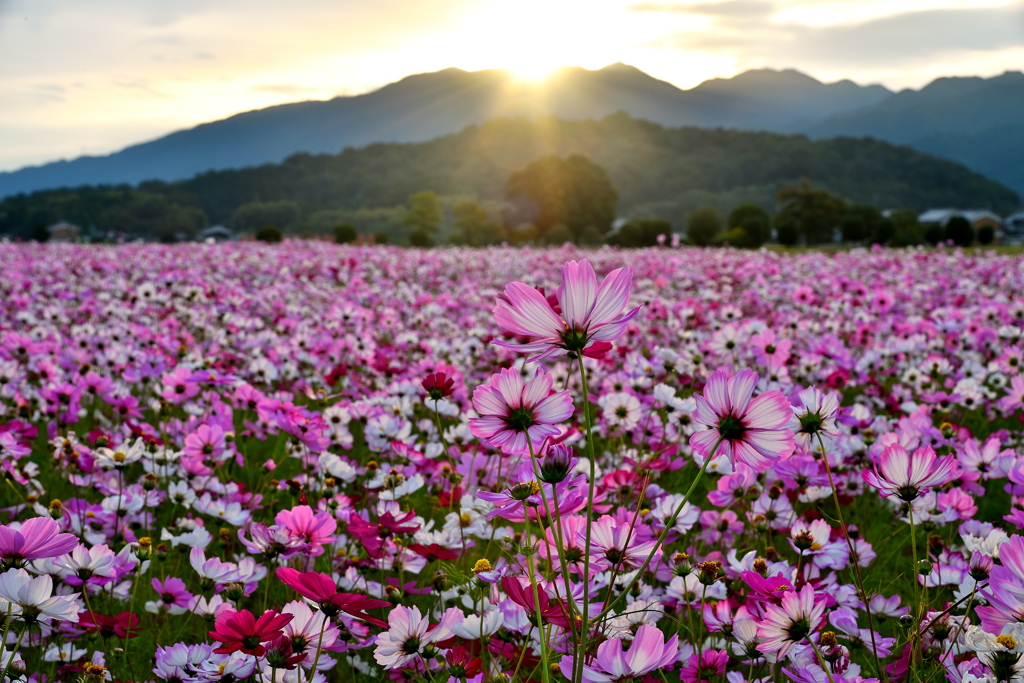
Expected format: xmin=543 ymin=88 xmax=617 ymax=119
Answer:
xmin=1004 ymin=211 xmax=1024 ymax=241
xmin=46 ymin=221 xmax=80 ymax=242
xmin=198 ymin=225 xmax=234 ymax=242
xmin=918 ymin=209 xmax=1002 ymax=231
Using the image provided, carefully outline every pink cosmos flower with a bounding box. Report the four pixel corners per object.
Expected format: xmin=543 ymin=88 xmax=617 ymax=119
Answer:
xmin=757 ymin=584 xmax=827 ymax=658
xmin=469 ymin=367 xmax=573 ymax=454
xmin=161 ymin=367 xmax=200 ymax=404
xmin=493 ymin=259 xmax=640 ymax=360
xmin=0 ymin=518 xmax=78 ymax=569
xmin=276 ymin=568 xmax=389 ymax=627
xmin=274 ymin=505 xmax=337 ymax=556
xmin=183 ymin=424 xmax=226 ymax=461
xmin=862 ymin=443 xmax=957 ymax=502
xmin=558 ymin=624 xmax=678 ymax=683
xmin=689 ymin=369 xmax=795 ymax=473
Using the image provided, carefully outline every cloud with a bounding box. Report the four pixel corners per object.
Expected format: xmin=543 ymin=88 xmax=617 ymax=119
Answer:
xmin=251 ymin=84 xmax=319 ymax=96
xmin=629 ymin=1 xmax=774 ymax=17
xmin=658 ymin=5 xmax=1024 ymax=68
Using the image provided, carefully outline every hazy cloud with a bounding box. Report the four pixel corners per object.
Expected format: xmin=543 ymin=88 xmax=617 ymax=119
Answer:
xmin=662 ymin=5 xmax=1024 ymax=68
xmin=629 ymin=1 xmax=774 ymax=16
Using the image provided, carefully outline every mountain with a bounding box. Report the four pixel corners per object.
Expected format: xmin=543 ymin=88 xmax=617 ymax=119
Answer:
xmin=2 ymin=115 xmax=1018 ymax=243
xmin=0 ymin=64 xmax=893 ymax=198
xmin=809 ymin=71 xmax=1024 ymax=195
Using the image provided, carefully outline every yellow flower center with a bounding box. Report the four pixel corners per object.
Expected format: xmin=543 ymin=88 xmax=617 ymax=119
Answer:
xmin=997 ymin=635 xmax=1018 ymax=649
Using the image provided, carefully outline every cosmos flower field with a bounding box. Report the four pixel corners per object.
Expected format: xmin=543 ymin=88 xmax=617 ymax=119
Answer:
xmin=2 ymin=242 xmax=1024 ymax=683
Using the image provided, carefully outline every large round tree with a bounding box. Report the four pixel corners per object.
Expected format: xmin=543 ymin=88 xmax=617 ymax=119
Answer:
xmin=505 ymin=154 xmax=618 ymax=241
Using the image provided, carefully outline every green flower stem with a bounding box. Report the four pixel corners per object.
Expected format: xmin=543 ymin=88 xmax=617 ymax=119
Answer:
xmin=522 ymin=514 xmax=551 ymax=683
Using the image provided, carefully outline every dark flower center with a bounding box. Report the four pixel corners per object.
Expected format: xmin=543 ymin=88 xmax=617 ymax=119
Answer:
xmin=786 ymin=618 xmax=811 ymax=642
xmin=401 ymin=637 xmax=421 ymax=655
xmin=798 ymin=413 xmax=824 ymax=435
xmin=560 ymin=328 xmax=589 ymax=354
xmin=505 ymin=407 xmax=535 ymax=433
xmin=718 ymin=414 xmax=746 ymax=441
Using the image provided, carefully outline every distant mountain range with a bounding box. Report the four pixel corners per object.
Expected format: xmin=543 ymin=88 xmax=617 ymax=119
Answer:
xmin=1 ymin=64 xmax=1021 ymax=200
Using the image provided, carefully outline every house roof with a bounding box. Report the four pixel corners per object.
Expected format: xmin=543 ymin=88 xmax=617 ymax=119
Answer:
xmin=918 ymin=209 xmax=1002 ymax=224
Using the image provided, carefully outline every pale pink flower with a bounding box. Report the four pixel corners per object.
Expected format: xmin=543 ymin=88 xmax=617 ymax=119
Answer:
xmin=689 ymin=369 xmax=795 ymax=473
xmin=470 ymin=368 xmax=573 ymax=454
xmin=493 ymin=259 xmax=640 ymax=360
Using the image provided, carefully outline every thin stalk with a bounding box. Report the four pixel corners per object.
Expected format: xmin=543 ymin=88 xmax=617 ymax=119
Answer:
xmin=0 ymin=626 xmax=27 ymax=683
xmin=816 ymin=433 xmax=886 ymax=683
xmin=575 ymin=357 xmax=598 ymax=683
xmin=591 ymin=437 xmax=722 ymax=626
xmin=306 ymin=614 xmax=329 ymax=683
xmin=908 ymin=505 xmax=920 ymax=681
xmin=523 ymin=514 xmax=551 ymax=683
xmin=808 ymin=638 xmax=838 ymax=683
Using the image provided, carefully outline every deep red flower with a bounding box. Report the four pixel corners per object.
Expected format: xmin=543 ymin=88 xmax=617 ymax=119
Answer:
xmin=422 ymin=372 xmax=455 ymax=400
xmin=276 ymin=567 xmax=390 ymax=627
xmin=446 ymin=645 xmax=483 ymax=678
xmin=208 ymin=609 xmax=293 ymax=657
xmin=500 ymin=576 xmax=574 ymax=629
xmin=408 ymin=543 xmax=460 ymax=562
xmin=346 ymin=509 xmax=419 ymax=557
xmin=76 ymin=611 xmax=140 ymax=639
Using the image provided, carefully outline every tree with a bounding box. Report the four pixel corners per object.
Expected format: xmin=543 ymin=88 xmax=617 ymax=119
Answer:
xmin=841 ymin=204 xmax=887 ymax=244
xmin=403 ymin=191 xmax=442 ymax=237
xmin=229 ymin=200 xmax=300 ymax=232
xmin=978 ymin=224 xmax=995 ymax=245
xmin=889 ymin=209 xmax=924 ymax=247
xmin=774 ymin=180 xmax=847 ymax=245
xmin=944 ymin=215 xmax=974 ymax=247
xmin=923 ymin=222 xmax=944 ymax=245
xmin=408 ymin=229 xmax=434 ymax=247
xmin=255 ymin=225 xmax=283 ymax=243
xmin=686 ymin=206 xmax=723 ymax=246
xmin=505 ymin=154 xmax=618 ymax=240
xmin=450 ymin=200 xmax=501 ymax=246
xmin=608 ymin=218 xmax=672 ymax=248
xmin=775 ymin=216 xmax=799 ymax=246
xmin=334 ymin=224 xmax=358 ymax=244
xmin=727 ymin=204 xmax=770 ymax=247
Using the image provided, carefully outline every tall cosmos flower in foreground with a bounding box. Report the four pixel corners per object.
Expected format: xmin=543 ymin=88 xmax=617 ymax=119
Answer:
xmin=493 ymin=259 xmax=640 ymax=360
xmin=689 ymin=369 xmax=795 ymax=472
xmin=862 ymin=442 xmax=957 ymax=502
xmin=470 ymin=368 xmax=573 ymax=454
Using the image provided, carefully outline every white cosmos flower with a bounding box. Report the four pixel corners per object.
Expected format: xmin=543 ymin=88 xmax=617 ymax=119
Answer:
xmin=0 ymin=568 xmax=80 ymax=622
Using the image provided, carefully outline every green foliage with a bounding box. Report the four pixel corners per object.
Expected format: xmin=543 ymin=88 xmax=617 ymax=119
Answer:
xmin=727 ymin=204 xmax=770 ymax=247
xmin=978 ymin=224 xmax=995 ymax=245
xmin=408 ymin=228 xmax=434 ymax=247
xmin=718 ymin=227 xmax=753 ymax=248
xmin=543 ymin=224 xmax=575 ymax=246
xmin=888 ymin=209 xmax=925 ymax=247
xmin=775 ymin=179 xmax=847 ymax=245
xmin=403 ymin=191 xmax=442 ymax=236
xmin=374 ymin=231 xmax=390 ymax=245
xmin=776 ymin=216 xmax=800 ymax=246
xmin=505 ymin=154 xmax=618 ymax=240
xmin=229 ymin=200 xmax=300 ymax=232
xmin=945 ymin=215 xmax=974 ymax=246
xmin=333 ymin=223 xmax=358 ymax=244
xmin=254 ymin=225 xmax=283 ymax=243
xmin=923 ymin=222 xmax=945 ymax=245
xmin=841 ymin=204 xmax=893 ymax=245
xmin=450 ymin=200 xmax=502 ymax=246
xmin=686 ymin=205 xmax=723 ymax=246
xmin=607 ymin=217 xmax=672 ymax=248
xmin=2 ymin=115 xmax=1020 ymax=242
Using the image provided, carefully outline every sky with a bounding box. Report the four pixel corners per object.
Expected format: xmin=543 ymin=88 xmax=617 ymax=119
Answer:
xmin=0 ymin=0 xmax=1022 ymax=173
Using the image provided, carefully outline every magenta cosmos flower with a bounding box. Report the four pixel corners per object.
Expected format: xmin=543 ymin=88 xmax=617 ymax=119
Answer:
xmin=0 ymin=518 xmax=78 ymax=570
xmin=208 ymin=609 xmax=293 ymax=657
xmin=862 ymin=442 xmax=957 ymax=502
xmin=689 ymin=369 xmax=795 ymax=473
xmin=276 ymin=567 xmax=389 ymax=627
xmin=559 ymin=624 xmax=678 ymax=683
xmin=493 ymin=259 xmax=640 ymax=360
xmin=469 ymin=367 xmax=573 ymax=454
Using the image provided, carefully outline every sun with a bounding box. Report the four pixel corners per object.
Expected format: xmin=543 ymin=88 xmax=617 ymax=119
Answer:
xmin=508 ymin=56 xmax=562 ymax=82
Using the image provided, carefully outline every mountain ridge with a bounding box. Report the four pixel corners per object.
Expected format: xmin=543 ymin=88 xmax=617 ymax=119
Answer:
xmin=1 ymin=64 xmax=1021 ymax=199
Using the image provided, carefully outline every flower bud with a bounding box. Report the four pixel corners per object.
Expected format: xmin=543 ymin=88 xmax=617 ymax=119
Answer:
xmin=697 ymin=560 xmax=721 ymax=586
xmin=539 ymin=444 xmax=576 ymax=484
xmin=917 ymin=559 xmax=933 ymax=575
